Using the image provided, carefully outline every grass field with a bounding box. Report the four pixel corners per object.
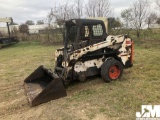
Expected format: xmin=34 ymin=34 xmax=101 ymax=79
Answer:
xmin=0 ymin=38 xmax=160 ymax=120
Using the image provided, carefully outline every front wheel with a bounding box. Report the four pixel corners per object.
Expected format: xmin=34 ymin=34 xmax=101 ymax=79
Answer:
xmin=101 ymin=59 xmax=123 ymax=82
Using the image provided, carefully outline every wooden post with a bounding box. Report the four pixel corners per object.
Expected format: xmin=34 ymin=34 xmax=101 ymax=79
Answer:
xmin=6 ymin=22 xmax=11 ymax=37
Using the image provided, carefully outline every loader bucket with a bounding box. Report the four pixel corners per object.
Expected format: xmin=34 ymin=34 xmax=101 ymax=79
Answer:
xmin=24 ymin=65 xmax=67 ymax=106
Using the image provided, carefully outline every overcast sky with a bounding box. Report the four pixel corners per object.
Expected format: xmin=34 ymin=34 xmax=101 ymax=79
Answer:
xmin=0 ymin=0 xmax=157 ymax=25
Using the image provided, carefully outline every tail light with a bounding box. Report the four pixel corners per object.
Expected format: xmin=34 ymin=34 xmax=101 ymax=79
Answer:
xmin=126 ymin=40 xmax=131 ymax=45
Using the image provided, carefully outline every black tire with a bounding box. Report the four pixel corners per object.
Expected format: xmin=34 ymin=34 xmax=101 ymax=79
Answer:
xmin=101 ymin=59 xmax=123 ymax=82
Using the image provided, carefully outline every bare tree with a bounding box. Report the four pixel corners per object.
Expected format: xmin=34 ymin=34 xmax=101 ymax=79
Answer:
xmin=129 ymin=0 xmax=150 ymax=38
xmin=49 ymin=3 xmax=77 ymax=26
xmin=46 ymin=9 xmax=55 ymax=28
xmin=96 ymin=0 xmax=111 ymax=17
xmin=85 ymin=0 xmax=111 ymax=17
xmin=74 ymin=0 xmax=83 ymax=18
xmin=66 ymin=4 xmax=77 ymax=20
xmin=44 ymin=3 xmax=78 ymax=44
xmin=155 ymin=0 xmax=160 ymax=10
xmin=121 ymin=8 xmax=132 ymax=28
xmin=157 ymin=18 xmax=160 ymax=24
xmin=85 ymin=0 xmax=96 ymax=17
xmin=146 ymin=13 xmax=157 ymax=28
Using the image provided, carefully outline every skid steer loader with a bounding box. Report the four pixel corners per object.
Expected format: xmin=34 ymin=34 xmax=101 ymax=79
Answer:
xmin=24 ymin=18 xmax=133 ymax=106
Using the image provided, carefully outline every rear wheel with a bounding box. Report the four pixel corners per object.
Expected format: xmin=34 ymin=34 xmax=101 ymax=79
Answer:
xmin=101 ymin=59 xmax=123 ymax=82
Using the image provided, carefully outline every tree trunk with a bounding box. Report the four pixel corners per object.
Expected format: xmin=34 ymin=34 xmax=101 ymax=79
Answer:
xmin=148 ymin=23 xmax=150 ymax=29
xmin=136 ymin=30 xmax=140 ymax=38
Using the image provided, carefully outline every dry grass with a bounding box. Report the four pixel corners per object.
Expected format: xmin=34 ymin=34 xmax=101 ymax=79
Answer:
xmin=0 ymin=40 xmax=159 ymax=120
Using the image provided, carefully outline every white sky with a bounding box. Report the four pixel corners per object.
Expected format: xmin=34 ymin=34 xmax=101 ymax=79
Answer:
xmin=0 ymin=0 xmax=157 ymax=25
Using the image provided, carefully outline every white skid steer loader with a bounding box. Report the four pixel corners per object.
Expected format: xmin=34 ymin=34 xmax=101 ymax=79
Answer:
xmin=24 ymin=18 xmax=134 ymax=106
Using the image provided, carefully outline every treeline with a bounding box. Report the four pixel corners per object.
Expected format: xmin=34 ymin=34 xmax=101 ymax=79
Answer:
xmin=47 ymin=0 xmax=160 ymax=38
xmin=7 ymin=0 xmax=160 ymax=44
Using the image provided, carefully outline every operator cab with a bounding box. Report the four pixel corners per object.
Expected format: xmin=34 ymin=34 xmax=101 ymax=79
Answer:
xmin=64 ymin=19 xmax=107 ymax=51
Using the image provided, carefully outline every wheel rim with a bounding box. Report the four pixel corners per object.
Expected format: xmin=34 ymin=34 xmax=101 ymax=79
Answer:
xmin=109 ymin=65 xmax=120 ymax=80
